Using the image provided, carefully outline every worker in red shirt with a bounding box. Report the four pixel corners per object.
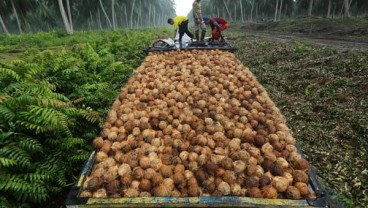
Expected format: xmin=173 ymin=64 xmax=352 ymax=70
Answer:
xmin=203 ymin=17 xmax=228 ymax=42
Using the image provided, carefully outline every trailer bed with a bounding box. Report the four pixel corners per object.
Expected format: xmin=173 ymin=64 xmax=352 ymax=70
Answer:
xmin=65 ymin=150 xmax=327 ymax=208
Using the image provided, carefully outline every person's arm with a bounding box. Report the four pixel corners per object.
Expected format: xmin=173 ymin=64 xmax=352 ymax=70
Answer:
xmin=213 ymin=20 xmax=222 ymax=37
xmin=173 ymin=29 xmax=177 ymax=40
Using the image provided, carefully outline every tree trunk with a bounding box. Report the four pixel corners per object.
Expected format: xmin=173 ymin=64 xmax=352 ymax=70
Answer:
xmin=327 ymin=0 xmax=332 ymax=18
xmin=278 ymin=0 xmax=283 ymax=21
xmin=274 ymin=0 xmax=279 ymax=22
xmin=97 ymin=8 xmax=102 ymax=29
xmin=130 ymin=0 xmax=136 ymax=28
xmin=57 ymin=0 xmax=72 ymax=34
xmin=234 ymin=4 xmax=237 ymax=21
xmin=239 ymin=0 xmax=244 ymax=22
xmin=308 ymin=0 xmax=314 ymax=16
xmin=0 ymin=13 xmax=9 ymax=36
xmin=139 ymin=0 xmax=142 ymax=27
xmin=339 ymin=2 xmax=344 ymax=17
xmin=124 ymin=5 xmax=128 ymax=28
xmin=66 ymin=0 xmax=73 ymax=32
xmin=223 ymin=0 xmax=232 ymax=21
xmin=344 ymin=0 xmax=350 ymax=17
xmin=90 ymin=12 xmax=94 ymax=29
xmin=99 ymin=0 xmax=112 ymax=29
xmin=11 ymin=0 xmax=22 ymax=34
xmin=112 ymin=0 xmax=116 ymax=30
xmin=153 ymin=7 xmax=156 ymax=26
xmin=148 ymin=4 xmax=151 ymax=27
xmin=251 ymin=0 xmax=255 ymax=21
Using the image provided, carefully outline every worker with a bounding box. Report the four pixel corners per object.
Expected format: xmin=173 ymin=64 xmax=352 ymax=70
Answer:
xmin=203 ymin=17 xmax=228 ymax=42
xmin=192 ymin=0 xmax=206 ymax=42
xmin=167 ymin=16 xmax=194 ymax=44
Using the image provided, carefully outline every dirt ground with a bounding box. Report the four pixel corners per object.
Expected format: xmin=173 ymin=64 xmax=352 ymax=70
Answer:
xmin=233 ymin=18 xmax=368 ymax=51
xmin=241 ymin=31 xmax=368 ymax=51
xmin=227 ymin=19 xmax=368 ymax=208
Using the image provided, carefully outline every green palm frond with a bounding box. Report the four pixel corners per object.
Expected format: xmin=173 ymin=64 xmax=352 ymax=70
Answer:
xmin=18 ymin=137 xmax=43 ymax=153
xmin=37 ymin=98 xmax=72 ymax=108
xmin=0 ymin=94 xmax=10 ymax=103
xmin=0 ymin=131 xmax=14 ymax=144
xmin=79 ymin=107 xmax=101 ymax=124
xmin=61 ymin=67 xmax=80 ymax=76
xmin=24 ymin=63 xmax=43 ymax=79
xmin=0 ymin=105 xmax=15 ymax=122
xmin=16 ymin=120 xmax=47 ymax=134
xmin=18 ymin=106 xmax=70 ymax=134
xmin=1 ymin=94 xmax=37 ymax=108
xmin=99 ymin=61 xmax=124 ymax=76
xmin=0 ymin=195 xmax=11 ymax=208
xmin=0 ymin=67 xmax=20 ymax=81
xmin=61 ymin=138 xmax=85 ymax=149
xmin=69 ymin=150 xmax=90 ymax=163
xmin=81 ymin=82 xmax=109 ymax=90
xmin=21 ymin=173 xmax=50 ymax=183
xmin=0 ymin=146 xmax=31 ymax=168
xmin=0 ymin=174 xmax=48 ymax=203
xmin=0 ymin=157 xmax=17 ymax=167
xmin=38 ymin=80 xmax=57 ymax=91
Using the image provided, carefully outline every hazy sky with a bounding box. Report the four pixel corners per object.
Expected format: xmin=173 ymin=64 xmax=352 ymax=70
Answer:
xmin=174 ymin=0 xmax=193 ymax=16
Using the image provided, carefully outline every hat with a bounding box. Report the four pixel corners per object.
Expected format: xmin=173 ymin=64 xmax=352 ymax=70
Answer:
xmin=203 ymin=17 xmax=210 ymax=22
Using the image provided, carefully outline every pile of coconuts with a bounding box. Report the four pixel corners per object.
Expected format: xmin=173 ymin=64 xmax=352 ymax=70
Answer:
xmin=81 ymin=49 xmax=315 ymax=200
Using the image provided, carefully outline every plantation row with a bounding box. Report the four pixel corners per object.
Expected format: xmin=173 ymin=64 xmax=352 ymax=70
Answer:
xmin=0 ymin=28 xmax=170 ymax=207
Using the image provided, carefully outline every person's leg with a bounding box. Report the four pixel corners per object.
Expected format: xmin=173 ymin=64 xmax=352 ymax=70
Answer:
xmin=179 ymin=22 xmax=185 ymax=43
xmin=200 ymin=22 xmax=206 ymax=41
xmin=194 ymin=21 xmax=200 ymax=41
xmin=179 ymin=29 xmax=184 ymax=43
xmin=212 ymin=28 xmax=220 ymax=40
xmin=183 ymin=20 xmax=194 ymax=39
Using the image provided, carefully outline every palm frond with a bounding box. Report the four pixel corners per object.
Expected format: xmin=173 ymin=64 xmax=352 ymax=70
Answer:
xmin=0 ymin=105 xmax=15 ymax=122
xmin=61 ymin=137 xmax=85 ymax=149
xmin=79 ymin=107 xmax=101 ymax=124
xmin=0 ymin=146 xmax=31 ymax=168
xmin=0 ymin=157 xmax=17 ymax=167
xmin=19 ymin=137 xmax=43 ymax=153
xmin=0 ymin=68 xmax=20 ymax=81
xmin=18 ymin=106 xmax=70 ymax=134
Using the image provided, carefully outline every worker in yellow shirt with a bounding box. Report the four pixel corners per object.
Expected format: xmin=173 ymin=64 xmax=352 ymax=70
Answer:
xmin=167 ymin=16 xmax=194 ymax=44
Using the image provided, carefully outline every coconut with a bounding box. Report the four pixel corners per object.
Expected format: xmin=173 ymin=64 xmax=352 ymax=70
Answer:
xmin=217 ymin=181 xmax=231 ymax=195
xmin=293 ymin=170 xmax=309 ymax=183
xmin=272 ymin=176 xmax=289 ymax=192
xmin=153 ymin=184 xmax=171 ymax=197
xmin=295 ymin=182 xmax=309 ymax=196
xmin=262 ymin=185 xmax=278 ymax=199
xmin=124 ymin=188 xmax=140 ymax=197
xmin=93 ymin=188 xmax=107 ymax=198
xmin=286 ymin=186 xmax=301 ymax=199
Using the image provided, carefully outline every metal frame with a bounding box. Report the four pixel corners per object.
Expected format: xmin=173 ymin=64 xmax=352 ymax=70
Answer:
xmin=65 ymin=150 xmax=327 ymax=208
xmin=144 ymin=38 xmax=238 ymax=53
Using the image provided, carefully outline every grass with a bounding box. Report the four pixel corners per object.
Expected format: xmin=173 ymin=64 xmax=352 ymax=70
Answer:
xmin=0 ymin=52 xmax=19 ymax=63
xmin=0 ymin=28 xmax=172 ymax=53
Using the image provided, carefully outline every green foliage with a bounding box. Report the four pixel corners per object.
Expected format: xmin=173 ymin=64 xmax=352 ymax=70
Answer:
xmin=0 ymin=28 xmax=171 ymax=207
xmin=0 ymin=63 xmax=97 ymax=206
